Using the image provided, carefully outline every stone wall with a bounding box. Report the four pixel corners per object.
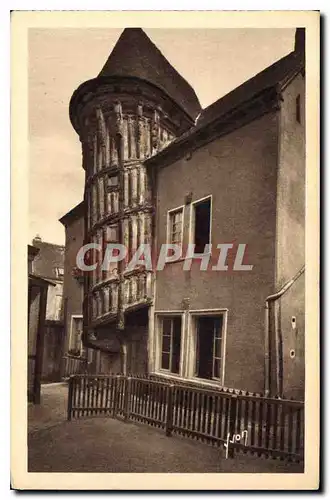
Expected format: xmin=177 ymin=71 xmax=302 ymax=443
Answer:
xmin=153 ymin=111 xmax=279 ymax=392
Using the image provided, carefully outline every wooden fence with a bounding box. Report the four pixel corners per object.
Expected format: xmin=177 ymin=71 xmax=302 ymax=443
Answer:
xmin=67 ymin=374 xmax=304 ymax=462
xmin=62 ymin=354 xmax=88 ymax=379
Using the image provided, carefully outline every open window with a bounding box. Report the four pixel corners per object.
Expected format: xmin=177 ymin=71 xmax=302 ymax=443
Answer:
xmin=192 ymin=197 xmax=211 ymax=253
xmin=191 ymin=313 xmax=225 ymax=382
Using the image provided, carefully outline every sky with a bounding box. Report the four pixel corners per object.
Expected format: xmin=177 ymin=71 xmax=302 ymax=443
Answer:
xmin=28 ymin=28 xmax=295 ymax=245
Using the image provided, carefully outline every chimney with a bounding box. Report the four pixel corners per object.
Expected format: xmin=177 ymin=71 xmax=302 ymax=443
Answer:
xmin=294 ymin=28 xmax=305 ymax=58
xmin=32 ymin=234 xmax=42 ymax=246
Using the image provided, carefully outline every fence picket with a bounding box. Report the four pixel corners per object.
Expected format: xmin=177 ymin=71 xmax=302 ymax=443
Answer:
xmin=288 ymin=401 xmax=294 ymax=456
xmin=295 ymin=407 xmax=302 ymax=455
xmin=272 ymin=398 xmax=279 ymax=451
xmin=166 ymin=384 xmax=174 ymax=436
xmin=67 ymin=376 xmax=73 ymax=421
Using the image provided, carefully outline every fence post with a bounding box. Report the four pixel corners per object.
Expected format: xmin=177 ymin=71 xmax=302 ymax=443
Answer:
xmin=113 ymin=375 xmax=119 ymax=417
xmin=228 ymin=395 xmax=238 ymax=458
xmin=166 ymin=384 xmax=174 ymax=437
xmin=124 ymin=377 xmax=131 ymax=421
xmin=67 ymin=376 xmax=73 ymax=421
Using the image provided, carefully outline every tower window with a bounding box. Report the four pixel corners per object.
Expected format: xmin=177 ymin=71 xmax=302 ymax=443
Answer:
xmin=296 ymin=94 xmax=301 ymax=124
xmin=105 ymin=224 xmax=119 ymax=243
xmin=107 ymin=174 xmax=119 ymax=190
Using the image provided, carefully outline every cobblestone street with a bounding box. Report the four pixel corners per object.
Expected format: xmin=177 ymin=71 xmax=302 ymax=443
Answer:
xmin=28 ymin=384 xmax=304 ymax=474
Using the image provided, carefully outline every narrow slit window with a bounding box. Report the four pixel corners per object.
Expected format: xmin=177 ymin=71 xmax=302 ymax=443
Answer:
xmin=106 ymin=224 xmax=119 ymax=243
xmin=107 ymin=173 xmax=119 ymax=190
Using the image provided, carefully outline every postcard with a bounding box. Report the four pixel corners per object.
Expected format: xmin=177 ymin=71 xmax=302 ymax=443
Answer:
xmin=11 ymin=10 xmax=320 ymax=490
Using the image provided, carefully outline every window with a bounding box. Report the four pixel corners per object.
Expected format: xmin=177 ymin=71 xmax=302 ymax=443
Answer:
xmin=54 ymin=295 xmax=63 ymax=320
xmin=69 ymin=316 xmax=83 ymax=355
xmin=195 ymin=315 xmax=223 ymax=380
xmin=102 ymin=224 xmax=119 ymax=279
xmin=193 ymin=197 xmax=211 ymax=253
xmin=106 ymin=224 xmax=119 ymax=243
xmin=168 ymin=208 xmax=183 ymax=245
xmin=160 ymin=316 xmax=182 ymax=374
xmin=296 ymin=94 xmax=301 ymax=123
xmin=107 ymin=173 xmax=119 ymax=190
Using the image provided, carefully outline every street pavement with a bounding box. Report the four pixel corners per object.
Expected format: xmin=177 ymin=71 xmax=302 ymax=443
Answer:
xmin=28 ymin=383 xmax=304 ymax=474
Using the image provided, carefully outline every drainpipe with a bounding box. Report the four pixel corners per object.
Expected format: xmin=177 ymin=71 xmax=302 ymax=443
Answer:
xmin=264 ymin=265 xmax=305 ymax=397
xmin=120 ymin=340 xmax=128 ymax=376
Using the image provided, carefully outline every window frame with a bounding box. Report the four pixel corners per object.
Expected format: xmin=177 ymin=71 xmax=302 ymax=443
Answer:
xmin=187 ymin=309 xmax=228 ymax=386
xmin=107 ymin=172 xmax=119 ymax=191
xmin=102 ymin=224 xmax=120 ymax=281
xmin=155 ymin=312 xmax=185 ymax=376
xmin=189 ymin=195 xmax=212 ymax=253
xmin=166 ymin=205 xmax=185 ymax=247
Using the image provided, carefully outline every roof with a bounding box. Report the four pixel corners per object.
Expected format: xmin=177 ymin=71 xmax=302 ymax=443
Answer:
xmin=146 ymin=29 xmax=305 ymax=168
xmin=28 ymin=273 xmax=57 ymax=287
xmin=96 ymin=28 xmax=201 ymax=122
xmin=28 ymin=244 xmax=39 ymax=260
xmin=31 ymin=238 xmax=65 ymax=281
xmin=196 ymin=50 xmax=303 ymax=130
xmin=97 ymin=28 xmax=201 ymax=121
xmin=87 ymin=338 xmax=120 ymax=354
xmin=59 ymin=201 xmax=85 ymax=227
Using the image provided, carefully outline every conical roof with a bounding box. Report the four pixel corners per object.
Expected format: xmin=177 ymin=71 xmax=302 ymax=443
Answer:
xmin=97 ymin=28 xmax=201 ymax=121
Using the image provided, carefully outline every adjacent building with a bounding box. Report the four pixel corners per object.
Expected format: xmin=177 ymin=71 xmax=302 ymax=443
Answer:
xmin=67 ymin=28 xmax=305 ymax=399
xmin=30 ymin=236 xmax=65 ymax=382
xmin=28 ymin=244 xmax=55 ymax=402
xmin=31 ymin=235 xmax=65 ymax=321
xmin=60 ymin=202 xmax=116 ymax=376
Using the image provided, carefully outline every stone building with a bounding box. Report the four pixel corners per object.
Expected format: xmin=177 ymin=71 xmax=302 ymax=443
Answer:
xmin=59 ymin=203 xmax=84 ymax=361
xmin=28 ymin=244 xmax=54 ymax=402
xmin=32 ymin=235 xmax=65 ymax=321
xmin=31 ymin=236 xmax=65 ymax=382
xmin=68 ymin=28 xmax=305 ymax=399
xmin=60 ymin=202 xmax=117 ymax=375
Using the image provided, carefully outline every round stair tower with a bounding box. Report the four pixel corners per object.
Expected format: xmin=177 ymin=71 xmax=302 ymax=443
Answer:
xmin=69 ymin=28 xmax=201 ymax=357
